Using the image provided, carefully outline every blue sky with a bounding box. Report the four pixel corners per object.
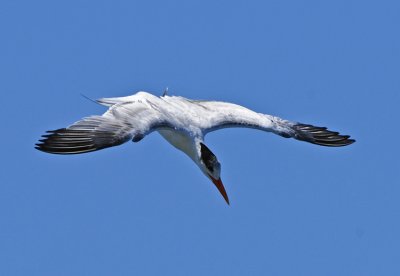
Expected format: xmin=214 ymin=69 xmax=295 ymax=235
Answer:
xmin=1 ymin=0 xmax=399 ymax=275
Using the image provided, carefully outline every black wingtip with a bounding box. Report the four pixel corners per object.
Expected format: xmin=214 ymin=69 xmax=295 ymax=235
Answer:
xmin=35 ymin=128 xmax=98 ymax=155
xmin=293 ymin=123 xmax=355 ymax=147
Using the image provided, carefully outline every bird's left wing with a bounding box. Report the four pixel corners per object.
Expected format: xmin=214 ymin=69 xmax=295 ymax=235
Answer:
xmin=36 ymin=99 xmax=169 ymax=154
xmin=193 ymin=100 xmax=355 ymax=147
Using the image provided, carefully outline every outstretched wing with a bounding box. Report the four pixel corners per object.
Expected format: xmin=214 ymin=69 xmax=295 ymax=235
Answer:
xmin=193 ymin=100 xmax=355 ymax=147
xmin=36 ymin=99 xmax=169 ymax=154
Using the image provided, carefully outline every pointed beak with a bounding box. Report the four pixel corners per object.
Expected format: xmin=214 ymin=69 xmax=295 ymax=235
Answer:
xmin=209 ymin=175 xmax=230 ymax=205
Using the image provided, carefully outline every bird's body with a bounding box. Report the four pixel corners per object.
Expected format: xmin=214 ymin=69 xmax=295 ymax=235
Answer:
xmin=36 ymin=91 xmax=355 ymax=204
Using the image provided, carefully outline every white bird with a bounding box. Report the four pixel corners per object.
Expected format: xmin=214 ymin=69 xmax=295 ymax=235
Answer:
xmin=36 ymin=91 xmax=355 ymax=204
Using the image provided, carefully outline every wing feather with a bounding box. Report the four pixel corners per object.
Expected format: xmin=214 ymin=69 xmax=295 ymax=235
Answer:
xmin=194 ymin=100 xmax=355 ymax=147
xmin=36 ymin=98 xmax=168 ymax=154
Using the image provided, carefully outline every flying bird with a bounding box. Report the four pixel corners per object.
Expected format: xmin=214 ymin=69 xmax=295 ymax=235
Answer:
xmin=36 ymin=91 xmax=355 ymax=204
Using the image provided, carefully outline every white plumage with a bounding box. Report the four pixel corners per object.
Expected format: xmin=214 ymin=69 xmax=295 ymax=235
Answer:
xmin=36 ymin=91 xmax=355 ymax=204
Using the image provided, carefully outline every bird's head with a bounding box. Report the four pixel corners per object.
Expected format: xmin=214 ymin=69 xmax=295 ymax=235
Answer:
xmin=198 ymin=142 xmax=229 ymax=205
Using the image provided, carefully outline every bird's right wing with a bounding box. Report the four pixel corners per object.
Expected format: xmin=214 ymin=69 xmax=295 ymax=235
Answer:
xmin=36 ymin=99 xmax=170 ymax=154
xmin=194 ymin=100 xmax=355 ymax=147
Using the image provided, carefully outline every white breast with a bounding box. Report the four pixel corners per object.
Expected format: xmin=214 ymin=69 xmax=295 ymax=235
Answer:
xmin=158 ymin=129 xmax=199 ymax=162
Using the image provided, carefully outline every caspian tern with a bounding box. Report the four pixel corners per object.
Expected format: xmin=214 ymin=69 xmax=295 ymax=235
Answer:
xmin=36 ymin=91 xmax=355 ymax=204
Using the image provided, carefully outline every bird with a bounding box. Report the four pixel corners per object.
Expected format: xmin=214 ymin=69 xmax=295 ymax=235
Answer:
xmin=36 ymin=91 xmax=355 ymax=204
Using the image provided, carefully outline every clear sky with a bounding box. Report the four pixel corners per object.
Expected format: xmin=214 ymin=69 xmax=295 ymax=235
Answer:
xmin=1 ymin=0 xmax=399 ymax=275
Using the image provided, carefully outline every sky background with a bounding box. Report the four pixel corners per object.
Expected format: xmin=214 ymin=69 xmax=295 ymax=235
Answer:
xmin=1 ymin=0 xmax=399 ymax=275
